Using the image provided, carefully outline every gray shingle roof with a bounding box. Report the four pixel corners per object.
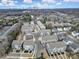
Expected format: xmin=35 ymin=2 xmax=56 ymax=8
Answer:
xmin=23 ymin=40 xmax=34 ymax=51
xmin=46 ymin=41 xmax=66 ymax=53
xmin=47 ymin=41 xmax=66 ymax=49
xmin=42 ymin=34 xmax=58 ymax=43
xmin=23 ymin=40 xmax=34 ymax=45
xmin=69 ymin=43 xmax=79 ymax=50
xmin=12 ymin=40 xmax=23 ymax=46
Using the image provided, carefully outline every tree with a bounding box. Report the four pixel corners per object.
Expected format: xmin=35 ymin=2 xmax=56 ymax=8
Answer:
xmin=35 ymin=56 xmax=45 ymax=59
xmin=43 ymin=17 xmax=47 ymax=23
xmin=71 ymin=23 xmax=79 ymax=32
xmin=46 ymin=23 xmax=52 ymax=29
xmin=13 ymin=19 xmax=18 ymax=24
xmin=0 ymin=20 xmax=3 ymax=25
xmin=23 ymin=13 xmax=32 ymax=22
xmin=9 ymin=32 xmax=18 ymax=39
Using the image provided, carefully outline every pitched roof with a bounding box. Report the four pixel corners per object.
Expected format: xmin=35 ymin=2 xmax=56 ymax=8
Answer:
xmin=12 ymin=40 xmax=23 ymax=45
xmin=23 ymin=40 xmax=34 ymax=45
xmin=47 ymin=41 xmax=66 ymax=49
xmin=42 ymin=34 xmax=58 ymax=43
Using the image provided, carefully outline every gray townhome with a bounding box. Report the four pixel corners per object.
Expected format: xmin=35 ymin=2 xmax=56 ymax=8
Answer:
xmin=66 ymin=43 xmax=79 ymax=54
xmin=39 ymin=29 xmax=51 ymax=37
xmin=46 ymin=41 xmax=66 ymax=55
xmin=24 ymin=33 xmax=33 ymax=40
xmin=41 ymin=34 xmax=58 ymax=44
xmin=21 ymin=22 xmax=34 ymax=34
xmin=23 ymin=40 xmax=35 ymax=53
xmin=12 ymin=40 xmax=23 ymax=52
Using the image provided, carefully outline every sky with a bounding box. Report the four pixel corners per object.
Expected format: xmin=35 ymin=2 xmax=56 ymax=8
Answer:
xmin=0 ymin=0 xmax=79 ymax=9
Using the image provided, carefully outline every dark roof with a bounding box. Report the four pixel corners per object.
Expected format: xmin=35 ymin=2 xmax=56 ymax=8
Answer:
xmin=69 ymin=43 xmax=79 ymax=50
xmin=63 ymin=36 xmax=73 ymax=42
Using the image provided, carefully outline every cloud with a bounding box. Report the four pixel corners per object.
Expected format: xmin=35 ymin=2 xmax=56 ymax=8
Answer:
xmin=64 ymin=0 xmax=79 ymax=2
xmin=32 ymin=3 xmax=49 ymax=9
xmin=1 ymin=0 xmax=17 ymax=6
xmin=0 ymin=3 xmax=3 ymax=6
xmin=24 ymin=0 xmax=32 ymax=4
xmin=42 ymin=0 xmax=56 ymax=3
xmin=56 ymin=2 xmax=62 ymax=5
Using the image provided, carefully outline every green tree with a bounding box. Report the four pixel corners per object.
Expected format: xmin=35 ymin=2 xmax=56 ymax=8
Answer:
xmin=35 ymin=56 xmax=45 ymax=59
xmin=13 ymin=19 xmax=18 ymax=24
xmin=71 ymin=23 xmax=79 ymax=31
xmin=0 ymin=20 xmax=3 ymax=25
xmin=43 ymin=17 xmax=47 ymax=23
xmin=23 ymin=13 xmax=32 ymax=22
xmin=9 ymin=32 xmax=18 ymax=39
xmin=46 ymin=23 xmax=52 ymax=29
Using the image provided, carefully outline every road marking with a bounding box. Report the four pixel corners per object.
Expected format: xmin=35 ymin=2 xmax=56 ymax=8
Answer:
xmin=53 ymin=53 xmax=57 ymax=59
xmin=63 ymin=52 xmax=68 ymax=59
xmin=70 ymin=55 xmax=72 ymax=59
xmin=56 ymin=53 xmax=61 ymax=59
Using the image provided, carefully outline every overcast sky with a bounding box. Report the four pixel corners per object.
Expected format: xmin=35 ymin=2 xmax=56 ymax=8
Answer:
xmin=0 ymin=0 xmax=79 ymax=9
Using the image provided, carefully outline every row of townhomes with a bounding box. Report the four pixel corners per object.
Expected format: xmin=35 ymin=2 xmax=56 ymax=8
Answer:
xmin=0 ymin=11 xmax=79 ymax=59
